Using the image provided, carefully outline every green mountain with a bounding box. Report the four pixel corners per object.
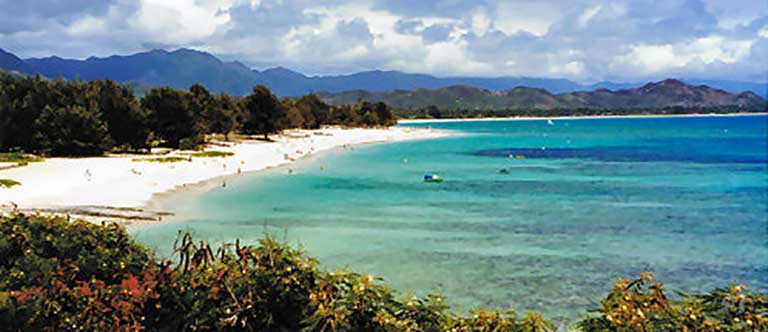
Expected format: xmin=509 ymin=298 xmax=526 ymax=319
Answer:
xmin=318 ymin=79 xmax=767 ymax=111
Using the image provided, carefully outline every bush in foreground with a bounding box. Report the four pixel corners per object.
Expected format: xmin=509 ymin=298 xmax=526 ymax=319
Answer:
xmin=0 ymin=214 xmax=764 ymax=332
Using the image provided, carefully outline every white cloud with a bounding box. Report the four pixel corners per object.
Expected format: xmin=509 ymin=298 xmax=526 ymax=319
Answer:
xmin=578 ymin=5 xmax=602 ymax=27
xmin=614 ymin=35 xmax=754 ymax=74
xmin=65 ymin=15 xmax=107 ymax=36
xmin=1 ymin=0 xmax=766 ymax=82
xmin=493 ymin=1 xmax=561 ymax=36
xmin=759 ymin=26 xmax=768 ymax=39
xmin=471 ymin=9 xmax=492 ymax=36
xmin=128 ymin=0 xmax=233 ymax=44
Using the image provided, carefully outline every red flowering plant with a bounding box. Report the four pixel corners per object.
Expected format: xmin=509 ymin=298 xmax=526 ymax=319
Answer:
xmin=0 ymin=213 xmax=165 ymax=331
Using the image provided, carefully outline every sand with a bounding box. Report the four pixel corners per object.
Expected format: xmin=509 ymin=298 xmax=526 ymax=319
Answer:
xmin=0 ymin=127 xmax=448 ymax=218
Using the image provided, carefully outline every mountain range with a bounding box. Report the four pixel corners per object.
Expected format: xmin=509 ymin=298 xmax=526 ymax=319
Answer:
xmin=1 ymin=48 xmax=766 ymax=99
xmin=318 ymin=80 xmax=766 ymax=110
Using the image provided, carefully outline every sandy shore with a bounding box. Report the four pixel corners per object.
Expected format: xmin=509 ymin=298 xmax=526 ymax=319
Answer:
xmin=0 ymin=127 xmax=448 ymax=221
xmin=398 ymin=112 xmax=768 ymax=124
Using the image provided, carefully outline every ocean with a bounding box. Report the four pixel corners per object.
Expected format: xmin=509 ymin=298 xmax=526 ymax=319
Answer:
xmin=133 ymin=115 xmax=768 ymax=323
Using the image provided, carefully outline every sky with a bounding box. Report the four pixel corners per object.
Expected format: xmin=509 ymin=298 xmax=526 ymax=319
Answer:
xmin=0 ymin=0 xmax=766 ymax=83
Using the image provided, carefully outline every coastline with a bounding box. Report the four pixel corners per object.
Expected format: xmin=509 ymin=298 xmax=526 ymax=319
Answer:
xmin=0 ymin=126 xmax=451 ymax=224
xmin=397 ymin=112 xmax=768 ymax=124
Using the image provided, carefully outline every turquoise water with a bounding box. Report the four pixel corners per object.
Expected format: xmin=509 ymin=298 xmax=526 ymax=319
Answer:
xmin=134 ymin=115 xmax=768 ymax=324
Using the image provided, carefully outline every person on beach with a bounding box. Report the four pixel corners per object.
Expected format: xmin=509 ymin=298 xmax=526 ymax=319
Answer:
xmin=84 ymin=169 xmax=92 ymax=181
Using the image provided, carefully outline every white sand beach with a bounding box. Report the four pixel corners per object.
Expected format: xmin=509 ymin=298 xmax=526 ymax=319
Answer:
xmin=0 ymin=127 xmax=447 ymax=217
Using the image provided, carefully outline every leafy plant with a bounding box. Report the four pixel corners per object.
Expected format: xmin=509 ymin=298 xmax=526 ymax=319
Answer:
xmin=185 ymin=151 xmax=234 ymax=158
xmin=0 ymin=152 xmax=44 ymax=163
xmin=131 ymin=156 xmax=188 ymax=163
xmin=576 ymin=272 xmax=768 ymax=332
xmin=1 ymin=214 xmax=762 ymax=332
xmin=0 ymin=179 xmax=21 ymax=188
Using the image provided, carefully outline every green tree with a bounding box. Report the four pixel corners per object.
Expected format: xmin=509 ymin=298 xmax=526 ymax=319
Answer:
xmin=32 ymin=105 xmax=111 ymax=156
xmin=86 ymin=80 xmax=149 ymax=150
xmin=372 ymin=101 xmax=396 ymax=126
xmin=295 ymin=94 xmax=331 ymax=129
xmin=281 ymin=97 xmax=306 ymax=129
xmin=241 ymin=85 xmax=287 ymax=140
xmin=142 ymin=87 xmax=199 ymax=148
xmin=210 ymin=93 xmax=243 ymax=140
xmin=188 ymin=83 xmax=216 ymax=135
xmin=0 ymin=75 xmax=56 ymax=151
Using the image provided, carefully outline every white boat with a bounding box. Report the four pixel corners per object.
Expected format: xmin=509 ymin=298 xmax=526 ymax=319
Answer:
xmin=424 ymin=174 xmax=443 ymax=183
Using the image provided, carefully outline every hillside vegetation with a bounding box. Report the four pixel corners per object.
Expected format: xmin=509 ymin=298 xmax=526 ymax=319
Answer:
xmin=319 ymin=80 xmax=767 ymax=114
xmin=0 ymin=213 xmax=765 ymax=331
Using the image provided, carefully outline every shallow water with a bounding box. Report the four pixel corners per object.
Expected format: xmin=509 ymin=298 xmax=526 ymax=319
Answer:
xmin=133 ymin=115 xmax=768 ymax=324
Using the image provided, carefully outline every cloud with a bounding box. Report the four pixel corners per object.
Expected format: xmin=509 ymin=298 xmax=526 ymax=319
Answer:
xmin=0 ymin=0 xmax=765 ymax=82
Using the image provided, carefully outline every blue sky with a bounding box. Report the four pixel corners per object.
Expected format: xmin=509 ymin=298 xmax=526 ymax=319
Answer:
xmin=0 ymin=0 xmax=766 ymax=83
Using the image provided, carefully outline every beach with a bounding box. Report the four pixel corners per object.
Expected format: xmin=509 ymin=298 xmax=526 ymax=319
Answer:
xmin=0 ymin=127 xmax=448 ymax=220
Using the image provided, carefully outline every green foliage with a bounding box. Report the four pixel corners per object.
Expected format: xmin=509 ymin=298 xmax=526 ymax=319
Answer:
xmin=0 ymin=73 xmax=396 ymax=157
xmin=32 ymin=105 xmax=112 ymax=156
xmin=0 ymin=179 xmax=21 ymax=188
xmin=3 ymin=214 xmax=763 ymax=332
xmin=210 ymin=93 xmax=243 ymax=140
xmin=396 ymin=105 xmax=764 ymax=120
xmin=0 ymin=214 xmax=156 ymax=331
xmin=0 ymin=152 xmax=43 ymax=163
xmin=131 ymin=156 xmax=188 ymax=163
xmin=241 ymin=85 xmax=287 ymax=139
xmin=186 ymin=151 xmax=234 ymax=158
xmin=0 ymin=214 xmax=559 ymax=332
xmin=178 ymin=137 xmax=202 ymax=151
xmin=142 ymin=87 xmax=200 ymax=148
xmin=577 ymin=272 xmax=768 ymax=331
xmin=86 ymin=79 xmax=149 ymax=150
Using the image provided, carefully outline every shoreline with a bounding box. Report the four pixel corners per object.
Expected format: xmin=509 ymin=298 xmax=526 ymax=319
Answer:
xmin=144 ymin=136 xmax=393 ymax=223
xmin=397 ymin=112 xmax=768 ymax=124
xmin=0 ymin=127 xmax=451 ymax=224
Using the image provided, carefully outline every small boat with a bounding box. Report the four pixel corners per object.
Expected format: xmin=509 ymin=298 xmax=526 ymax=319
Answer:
xmin=424 ymin=174 xmax=443 ymax=183
xmin=499 ymin=168 xmax=510 ymax=174
xmin=547 ymin=119 xmax=554 ymax=125
xmin=515 ymin=155 xmax=526 ymax=159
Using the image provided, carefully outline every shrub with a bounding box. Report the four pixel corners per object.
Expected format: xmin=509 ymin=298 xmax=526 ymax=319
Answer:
xmin=1 ymin=214 xmax=764 ymax=332
xmin=0 ymin=152 xmax=44 ymax=163
xmin=131 ymin=156 xmax=188 ymax=163
xmin=178 ymin=137 xmax=202 ymax=151
xmin=576 ymin=272 xmax=768 ymax=331
xmin=190 ymin=151 xmax=234 ymax=157
xmin=0 ymin=179 xmax=21 ymax=188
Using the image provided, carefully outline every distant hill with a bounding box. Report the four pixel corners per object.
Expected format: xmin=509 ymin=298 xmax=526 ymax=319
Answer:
xmin=318 ymin=79 xmax=767 ymax=111
xmin=0 ymin=48 xmax=765 ymax=98
xmin=0 ymin=49 xmax=31 ymax=73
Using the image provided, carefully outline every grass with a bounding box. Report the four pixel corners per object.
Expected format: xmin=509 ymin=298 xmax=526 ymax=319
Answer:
xmin=0 ymin=179 xmax=21 ymax=188
xmin=0 ymin=152 xmax=44 ymax=163
xmin=131 ymin=156 xmax=188 ymax=163
xmin=187 ymin=151 xmax=234 ymax=158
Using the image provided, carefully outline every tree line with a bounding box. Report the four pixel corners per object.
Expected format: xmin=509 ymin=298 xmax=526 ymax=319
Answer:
xmin=0 ymin=73 xmax=396 ymax=157
xmin=396 ymin=105 xmax=764 ymax=119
